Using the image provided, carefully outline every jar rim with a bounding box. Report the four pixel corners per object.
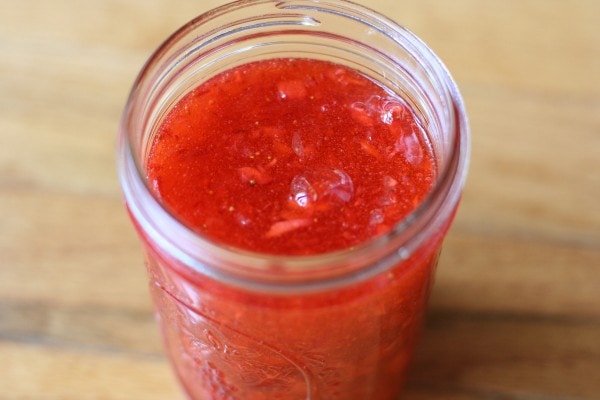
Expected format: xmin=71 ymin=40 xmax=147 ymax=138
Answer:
xmin=117 ymin=0 xmax=470 ymax=293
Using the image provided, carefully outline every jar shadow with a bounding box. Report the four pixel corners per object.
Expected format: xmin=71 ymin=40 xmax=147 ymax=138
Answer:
xmin=403 ymin=284 xmax=520 ymax=400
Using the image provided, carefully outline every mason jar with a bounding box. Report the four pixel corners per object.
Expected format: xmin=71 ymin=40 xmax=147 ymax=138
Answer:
xmin=117 ymin=1 xmax=469 ymax=399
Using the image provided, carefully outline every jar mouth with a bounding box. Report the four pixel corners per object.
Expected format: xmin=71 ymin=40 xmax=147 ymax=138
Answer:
xmin=118 ymin=0 xmax=470 ymax=292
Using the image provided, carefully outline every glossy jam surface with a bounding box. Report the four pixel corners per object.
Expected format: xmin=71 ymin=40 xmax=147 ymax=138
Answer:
xmin=147 ymin=58 xmax=434 ymax=255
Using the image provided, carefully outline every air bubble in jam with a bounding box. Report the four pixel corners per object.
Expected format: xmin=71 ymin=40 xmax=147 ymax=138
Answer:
xmin=290 ymin=175 xmax=317 ymax=208
xmin=290 ymin=167 xmax=354 ymax=212
xmin=350 ymin=95 xmax=409 ymax=127
xmin=323 ymin=169 xmax=354 ymax=205
xmin=395 ymin=126 xmax=425 ymax=165
xmin=380 ymin=98 xmax=408 ymax=125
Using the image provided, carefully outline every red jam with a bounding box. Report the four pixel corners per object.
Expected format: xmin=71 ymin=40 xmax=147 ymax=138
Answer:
xmin=143 ymin=58 xmax=441 ymax=399
xmin=147 ymin=58 xmax=434 ymax=255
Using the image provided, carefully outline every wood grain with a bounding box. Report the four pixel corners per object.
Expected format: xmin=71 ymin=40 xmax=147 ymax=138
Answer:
xmin=1 ymin=0 xmax=599 ymax=399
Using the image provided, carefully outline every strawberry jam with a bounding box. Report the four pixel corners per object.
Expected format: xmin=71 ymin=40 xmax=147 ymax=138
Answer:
xmin=147 ymin=58 xmax=435 ymax=255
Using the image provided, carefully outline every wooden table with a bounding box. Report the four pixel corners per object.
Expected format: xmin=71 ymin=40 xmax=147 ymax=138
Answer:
xmin=1 ymin=1 xmax=598 ymax=399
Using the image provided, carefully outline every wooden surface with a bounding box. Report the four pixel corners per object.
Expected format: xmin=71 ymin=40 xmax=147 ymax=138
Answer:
xmin=1 ymin=0 xmax=599 ymax=399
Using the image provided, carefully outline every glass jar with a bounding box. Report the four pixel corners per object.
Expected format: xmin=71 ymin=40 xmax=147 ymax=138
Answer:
xmin=117 ymin=1 xmax=469 ymax=399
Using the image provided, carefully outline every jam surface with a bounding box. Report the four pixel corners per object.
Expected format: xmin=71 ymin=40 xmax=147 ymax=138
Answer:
xmin=147 ymin=58 xmax=435 ymax=255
